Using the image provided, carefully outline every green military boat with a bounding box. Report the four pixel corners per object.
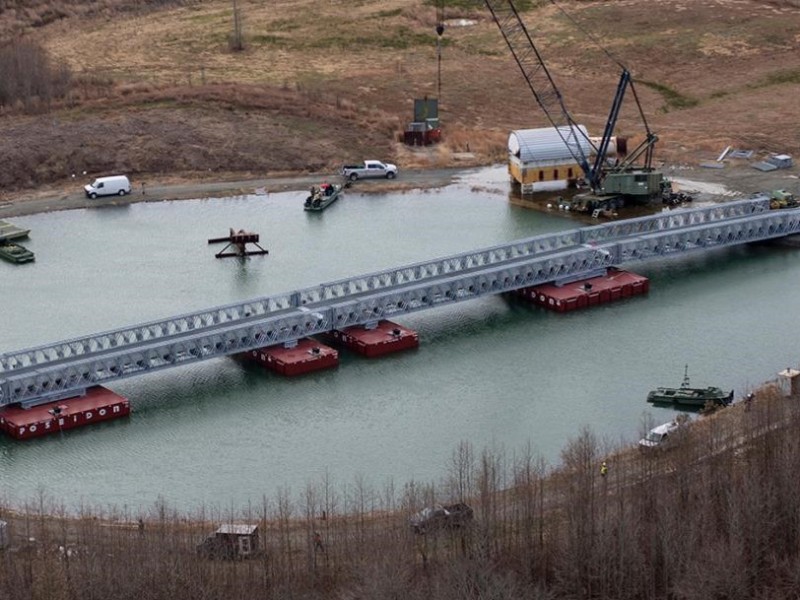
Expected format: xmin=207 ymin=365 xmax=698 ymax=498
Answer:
xmin=647 ymin=365 xmax=733 ymax=408
xmin=0 ymin=241 xmax=35 ymax=264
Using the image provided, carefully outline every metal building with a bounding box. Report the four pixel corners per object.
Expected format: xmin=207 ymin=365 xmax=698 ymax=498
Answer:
xmin=508 ymin=125 xmax=592 ymax=193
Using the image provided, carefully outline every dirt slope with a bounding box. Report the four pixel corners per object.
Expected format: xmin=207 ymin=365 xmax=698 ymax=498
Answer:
xmin=0 ymin=0 xmax=799 ymax=198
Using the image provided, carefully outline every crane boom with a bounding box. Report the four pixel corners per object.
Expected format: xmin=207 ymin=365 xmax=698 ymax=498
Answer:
xmin=590 ymin=69 xmax=630 ymax=189
xmin=483 ymin=0 xmax=592 ymax=182
xmin=484 ymin=0 xmax=666 ymax=204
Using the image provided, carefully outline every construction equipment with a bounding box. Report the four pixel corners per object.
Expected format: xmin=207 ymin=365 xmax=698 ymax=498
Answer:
xmin=207 ymin=228 xmax=269 ymax=258
xmin=483 ymin=0 xmax=673 ymax=211
xmin=769 ymin=189 xmax=798 ymax=210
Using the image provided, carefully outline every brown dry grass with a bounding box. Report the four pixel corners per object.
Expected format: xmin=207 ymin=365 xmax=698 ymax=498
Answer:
xmin=1 ymin=0 xmax=799 ymax=191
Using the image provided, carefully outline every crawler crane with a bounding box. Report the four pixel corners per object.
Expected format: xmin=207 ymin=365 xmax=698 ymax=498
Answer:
xmin=483 ymin=0 xmax=677 ymax=211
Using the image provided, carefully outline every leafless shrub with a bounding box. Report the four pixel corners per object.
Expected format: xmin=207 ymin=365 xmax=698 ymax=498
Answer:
xmin=0 ymin=38 xmax=71 ymax=112
xmin=4 ymin=384 xmax=800 ymax=599
xmin=0 ymin=1 xmax=199 ymax=43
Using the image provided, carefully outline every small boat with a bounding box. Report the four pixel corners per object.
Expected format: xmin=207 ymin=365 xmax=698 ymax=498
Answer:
xmin=304 ymin=183 xmax=342 ymax=211
xmin=647 ymin=365 xmax=733 ymax=408
xmin=0 ymin=219 xmax=31 ymax=243
xmin=0 ymin=241 xmax=35 ymax=264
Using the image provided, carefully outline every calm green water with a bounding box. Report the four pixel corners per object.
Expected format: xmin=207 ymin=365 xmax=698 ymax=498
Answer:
xmin=2 ymin=166 xmax=799 ymax=513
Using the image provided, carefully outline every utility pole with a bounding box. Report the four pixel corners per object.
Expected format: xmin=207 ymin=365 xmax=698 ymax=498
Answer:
xmin=436 ymin=0 xmax=444 ymax=102
xmin=231 ymin=0 xmax=244 ymax=52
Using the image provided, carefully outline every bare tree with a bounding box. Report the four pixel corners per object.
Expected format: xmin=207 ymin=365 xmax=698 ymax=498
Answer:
xmin=229 ymin=0 xmax=245 ymax=52
xmin=0 ymin=39 xmax=71 ymax=111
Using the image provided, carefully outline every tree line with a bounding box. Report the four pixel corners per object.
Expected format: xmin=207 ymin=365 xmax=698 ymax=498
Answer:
xmin=1 ymin=386 xmax=800 ymax=599
xmin=0 ymin=39 xmax=71 ymax=111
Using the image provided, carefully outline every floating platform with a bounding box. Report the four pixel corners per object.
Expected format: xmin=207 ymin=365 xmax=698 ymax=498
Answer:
xmin=516 ymin=268 xmax=649 ymax=313
xmin=208 ymin=228 xmax=269 ymax=258
xmin=244 ymin=338 xmax=338 ymax=376
xmin=0 ymin=386 xmax=130 ymax=440
xmin=0 ymin=219 xmax=30 ymax=243
xmin=322 ymin=320 xmax=419 ymax=358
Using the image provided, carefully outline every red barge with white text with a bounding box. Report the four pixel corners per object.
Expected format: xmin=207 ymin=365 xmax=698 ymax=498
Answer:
xmin=0 ymin=386 xmax=130 ymax=440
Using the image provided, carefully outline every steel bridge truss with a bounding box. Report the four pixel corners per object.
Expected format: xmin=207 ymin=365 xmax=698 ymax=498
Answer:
xmin=1 ymin=196 xmax=792 ymax=407
xmin=0 ymin=196 xmax=770 ymax=376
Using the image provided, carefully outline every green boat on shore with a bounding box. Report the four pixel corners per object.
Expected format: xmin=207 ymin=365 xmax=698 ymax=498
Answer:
xmin=0 ymin=241 xmax=35 ymax=264
xmin=647 ymin=365 xmax=733 ymax=408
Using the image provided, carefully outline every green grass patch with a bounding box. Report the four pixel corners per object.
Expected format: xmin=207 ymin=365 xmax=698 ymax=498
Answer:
xmin=268 ymin=18 xmax=301 ymax=32
xmin=763 ymin=69 xmax=800 ymax=86
xmin=376 ymin=8 xmax=403 ymax=18
xmin=308 ymin=27 xmax=439 ymax=50
xmin=249 ymin=34 xmax=287 ymax=47
xmin=423 ymin=0 xmax=534 ymax=10
xmin=648 ymin=68 xmax=800 ymax=105
xmin=127 ymin=99 xmax=182 ymax=111
xmin=278 ymin=115 xmax=327 ymax=135
xmin=739 ymin=68 xmax=800 ymax=94
xmin=638 ymin=79 xmax=698 ymax=111
xmin=186 ymin=11 xmax=227 ymax=25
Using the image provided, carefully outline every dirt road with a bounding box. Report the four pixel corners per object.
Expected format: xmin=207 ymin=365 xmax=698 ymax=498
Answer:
xmin=0 ymin=167 xmax=465 ymax=219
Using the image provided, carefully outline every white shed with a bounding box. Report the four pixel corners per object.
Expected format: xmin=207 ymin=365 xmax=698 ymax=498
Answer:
xmin=507 ymin=125 xmax=592 ymax=192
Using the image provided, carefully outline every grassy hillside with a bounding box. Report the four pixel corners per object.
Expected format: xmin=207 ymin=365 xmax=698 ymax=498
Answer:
xmin=1 ymin=0 xmax=799 ymax=191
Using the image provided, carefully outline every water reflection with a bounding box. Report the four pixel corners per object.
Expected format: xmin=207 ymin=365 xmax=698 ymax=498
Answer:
xmin=1 ymin=167 xmax=798 ymax=512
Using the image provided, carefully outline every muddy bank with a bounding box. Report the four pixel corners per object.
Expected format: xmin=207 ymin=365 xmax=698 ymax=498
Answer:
xmin=0 ymin=161 xmax=796 ymax=220
xmin=0 ymin=167 xmax=465 ymax=219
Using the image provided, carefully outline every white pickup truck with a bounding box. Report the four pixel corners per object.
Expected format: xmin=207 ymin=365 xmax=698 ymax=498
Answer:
xmin=341 ymin=160 xmax=398 ymax=181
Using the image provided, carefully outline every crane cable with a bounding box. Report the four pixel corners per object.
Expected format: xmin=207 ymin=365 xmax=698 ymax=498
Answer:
xmin=546 ymin=0 xmax=653 ymax=136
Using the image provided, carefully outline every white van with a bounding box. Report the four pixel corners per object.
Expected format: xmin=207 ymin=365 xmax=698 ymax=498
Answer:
xmin=84 ymin=175 xmax=131 ymax=199
xmin=638 ymin=416 xmax=690 ymax=451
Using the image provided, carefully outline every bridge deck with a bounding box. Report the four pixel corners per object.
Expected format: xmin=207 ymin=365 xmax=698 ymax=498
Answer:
xmin=3 ymin=195 xmax=794 ymax=408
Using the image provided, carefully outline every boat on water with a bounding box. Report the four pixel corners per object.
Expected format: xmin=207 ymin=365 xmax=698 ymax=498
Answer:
xmin=0 ymin=219 xmax=31 ymax=243
xmin=647 ymin=365 xmax=733 ymax=408
xmin=304 ymin=183 xmax=342 ymax=211
xmin=0 ymin=241 xmax=34 ymax=264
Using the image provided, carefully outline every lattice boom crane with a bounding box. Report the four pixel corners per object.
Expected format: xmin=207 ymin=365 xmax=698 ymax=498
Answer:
xmin=483 ymin=0 xmax=668 ymax=207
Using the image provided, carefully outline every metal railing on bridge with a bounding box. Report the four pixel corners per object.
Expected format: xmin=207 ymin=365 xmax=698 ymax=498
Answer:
xmin=3 ymin=195 xmax=792 ymax=408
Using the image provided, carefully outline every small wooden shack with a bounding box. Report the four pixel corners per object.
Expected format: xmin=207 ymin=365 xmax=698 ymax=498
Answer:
xmin=197 ymin=523 xmax=260 ymax=559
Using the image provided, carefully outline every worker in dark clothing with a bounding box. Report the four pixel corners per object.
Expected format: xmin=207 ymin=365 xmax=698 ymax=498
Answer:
xmin=313 ymin=531 xmax=325 ymax=552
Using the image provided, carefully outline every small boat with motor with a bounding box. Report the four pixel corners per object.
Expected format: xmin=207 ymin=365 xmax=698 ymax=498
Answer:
xmin=647 ymin=365 xmax=733 ymax=408
xmin=304 ymin=183 xmax=342 ymax=211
